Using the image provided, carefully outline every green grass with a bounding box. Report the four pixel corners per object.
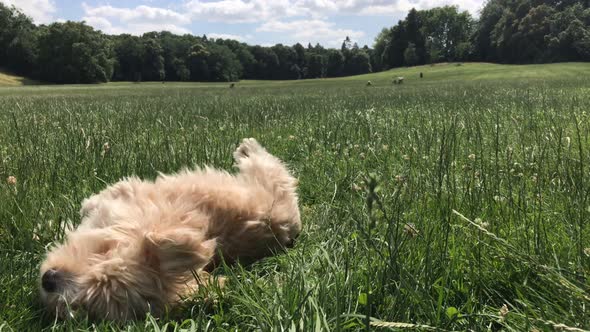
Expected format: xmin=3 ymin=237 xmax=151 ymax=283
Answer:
xmin=0 ymin=69 xmax=38 ymax=86
xmin=1 ymin=62 xmax=590 ymax=331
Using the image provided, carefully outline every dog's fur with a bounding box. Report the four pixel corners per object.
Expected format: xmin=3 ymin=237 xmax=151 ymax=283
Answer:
xmin=40 ymin=138 xmax=301 ymax=320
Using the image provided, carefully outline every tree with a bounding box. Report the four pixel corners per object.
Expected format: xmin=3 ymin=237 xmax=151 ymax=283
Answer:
xmin=272 ymin=44 xmax=300 ymax=79
xmin=305 ymin=53 xmax=326 ymax=78
xmin=472 ymin=0 xmax=589 ymax=63
xmin=293 ymin=42 xmax=306 ymax=69
xmin=326 ymin=49 xmax=345 ymax=77
xmin=545 ymin=3 xmax=590 ymax=61
xmin=383 ymin=23 xmax=407 ymax=68
xmin=517 ymin=4 xmax=555 ymax=62
xmin=341 ymin=36 xmax=352 ymax=51
xmin=159 ymin=31 xmax=195 ymax=81
xmin=113 ymin=34 xmax=144 ymax=81
xmin=173 ymin=57 xmax=190 ymax=81
xmin=421 ymin=6 xmax=474 ymax=62
xmin=344 ymin=48 xmax=371 ymax=75
xmin=141 ymin=37 xmax=165 ymax=81
xmin=188 ymin=42 xmax=210 ymax=81
xmin=0 ymin=4 xmax=39 ymax=75
xmin=472 ymin=0 xmax=504 ymax=61
xmin=491 ymin=9 xmax=519 ymax=62
xmin=404 ymin=42 xmax=419 ymax=66
xmin=250 ymin=46 xmax=279 ymax=79
xmin=37 ymin=21 xmax=113 ymax=83
xmin=372 ymin=28 xmax=392 ymax=70
xmin=404 ymin=8 xmax=427 ymax=64
xmin=206 ymin=43 xmax=242 ymax=81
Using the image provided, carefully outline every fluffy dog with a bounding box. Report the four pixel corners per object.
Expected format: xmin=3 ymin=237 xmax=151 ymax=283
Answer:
xmin=40 ymin=138 xmax=301 ymax=320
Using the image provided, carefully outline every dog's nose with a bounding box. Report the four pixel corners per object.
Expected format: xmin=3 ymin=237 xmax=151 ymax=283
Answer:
xmin=285 ymin=238 xmax=295 ymax=248
xmin=42 ymin=269 xmax=61 ymax=293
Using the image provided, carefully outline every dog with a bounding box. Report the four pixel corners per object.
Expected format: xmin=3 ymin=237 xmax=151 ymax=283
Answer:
xmin=39 ymin=138 xmax=301 ymax=320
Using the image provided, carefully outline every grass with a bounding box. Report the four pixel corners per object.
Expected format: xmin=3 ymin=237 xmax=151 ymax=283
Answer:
xmin=0 ymin=69 xmax=38 ymax=86
xmin=1 ymin=62 xmax=590 ymax=331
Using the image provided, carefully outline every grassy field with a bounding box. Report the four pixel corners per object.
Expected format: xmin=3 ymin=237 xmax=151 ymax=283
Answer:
xmin=1 ymin=62 xmax=590 ymax=331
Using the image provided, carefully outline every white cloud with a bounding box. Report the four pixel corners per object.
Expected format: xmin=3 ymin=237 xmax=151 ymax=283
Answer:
xmin=257 ymin=19 xmax=365 ymax=47
xmin=82 ymin=3 xmax=191 ymax=24
xmin=0 ymin=0 xmax=56 ymax=23
xmin=184 ymin=0 xmax=300 ymax=23
xmin=183 ymin=0 xmax=482 ymax=24
xmin=299 ymin=0 xmax=483 ymax=16
xmin=357 ymin=0 xmax=483 ymax=16
xmin=207 ymin=33 xmax=251 ymax=41
xmin=81 ymin=3 xmax=191 ymax=35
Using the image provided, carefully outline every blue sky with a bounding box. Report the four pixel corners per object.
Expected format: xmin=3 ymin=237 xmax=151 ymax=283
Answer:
xmin=2 ymin=0 xmax=484 ymax=47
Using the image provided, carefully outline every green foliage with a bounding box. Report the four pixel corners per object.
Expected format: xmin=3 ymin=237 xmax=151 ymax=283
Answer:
xmin=326 ymin=49 xmax=345 ymax=77
xmin=475 ymin=0 xmax=590 ymax=62
xmin=37 ymin=21 xmax=113 ymax=83
xmin=305 ymin=53 xmax=326 ymax=78
xmin=0 ymin=3 xmax=38 ymax=75
xmin=206 ymin=43 xmax=243 ymax=82
xmin=421 ymin=6 xmax=474 ymax=62
xmin=372 ymin=28 xmax=391 ymax=71
xmin=379 ymin=6 xmax=473 ymax=68
xmin=141 ymin=37 xmax=165 ymax=81
xmin=404 ymin=43 xmax=419 ymax=66
xmin=342 ymin=45 xmax=372 ymax=76
xmin=112 ymin=34 xmax=144 ymax=81
xmin=378 ymin=1 xmax=589 ymax=68
xmin=272 ymin=44 xmax=301 ymax=79
xmin=250 ymin=45 xmax=279 ymax=80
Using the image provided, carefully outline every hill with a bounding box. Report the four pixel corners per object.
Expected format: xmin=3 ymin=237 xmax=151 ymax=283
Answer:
xmin=1 ymin=62 xmax=589 ymax=93
xmin=334 ymin=62 xmax=590 ymax=85
xmin=0 ymin=69 xmax=37 ymax=86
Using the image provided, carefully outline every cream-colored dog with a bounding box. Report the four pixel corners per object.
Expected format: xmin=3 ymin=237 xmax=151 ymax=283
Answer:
xmin=40 ymin=138 xmax=301 ymax=320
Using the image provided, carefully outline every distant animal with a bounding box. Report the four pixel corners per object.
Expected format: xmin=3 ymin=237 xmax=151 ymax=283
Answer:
xmin=393 ymin=77 xmax=404 ymax=84
xmin=420 ymin=72 xmax=423 ymax=78
xmin=39 ymin=138 xmax=301 ymax=321
xmin=366 ymin=80 xmax=373 ymax=86
xmin=230 ymin=83 xmax=235 ymax=88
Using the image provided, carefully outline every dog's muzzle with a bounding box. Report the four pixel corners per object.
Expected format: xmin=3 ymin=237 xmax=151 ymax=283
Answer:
xmin=41 ymin=269 xmax=63 ymax=293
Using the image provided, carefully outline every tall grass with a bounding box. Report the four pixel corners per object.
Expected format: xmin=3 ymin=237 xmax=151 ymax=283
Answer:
xmin=0 ymin=73 xmax=589 ymax=330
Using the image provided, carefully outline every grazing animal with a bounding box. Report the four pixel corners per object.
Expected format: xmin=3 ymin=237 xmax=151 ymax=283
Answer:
xmin=40 ymin=138 xmax=301 ymax=321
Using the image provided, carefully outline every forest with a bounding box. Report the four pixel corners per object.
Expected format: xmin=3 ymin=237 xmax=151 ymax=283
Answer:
xmin=0 ymin=0 xmax=589 ymax=84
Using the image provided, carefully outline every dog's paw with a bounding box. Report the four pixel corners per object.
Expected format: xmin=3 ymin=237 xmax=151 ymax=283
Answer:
xmin=80 ymin=195 xmax=101 ymax=217
xmin=233 ymin=138 xmax=264 ymax=161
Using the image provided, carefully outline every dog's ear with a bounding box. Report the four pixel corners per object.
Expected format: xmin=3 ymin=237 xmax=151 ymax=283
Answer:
xmin=143 ymin=229 xmax=216 ymax=274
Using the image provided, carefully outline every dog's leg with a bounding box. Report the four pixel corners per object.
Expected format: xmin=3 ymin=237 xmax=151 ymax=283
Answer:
xmin=227 ymin=138 xmax=302 ymax=256
xmin=233 ymin=138 xmax=298 ymax=195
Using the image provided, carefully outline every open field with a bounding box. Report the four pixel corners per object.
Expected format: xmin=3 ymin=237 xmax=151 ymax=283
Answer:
xmin=1 ymin=63 xmax=590 ymax=331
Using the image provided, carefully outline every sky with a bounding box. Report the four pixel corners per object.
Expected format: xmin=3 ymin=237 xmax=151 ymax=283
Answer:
xmin=2 ymin=0 xmax=485 ymax=48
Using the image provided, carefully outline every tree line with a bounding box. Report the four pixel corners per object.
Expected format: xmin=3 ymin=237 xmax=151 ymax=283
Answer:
xmin=1 ymin=0 xmax=588 ymax=84
xmin=374 ymin=0 xmax=590 ymax=69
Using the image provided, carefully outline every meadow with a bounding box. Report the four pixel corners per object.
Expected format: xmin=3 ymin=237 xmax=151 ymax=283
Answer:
xmin=1 ymin=63 xmax=590 ymax=331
